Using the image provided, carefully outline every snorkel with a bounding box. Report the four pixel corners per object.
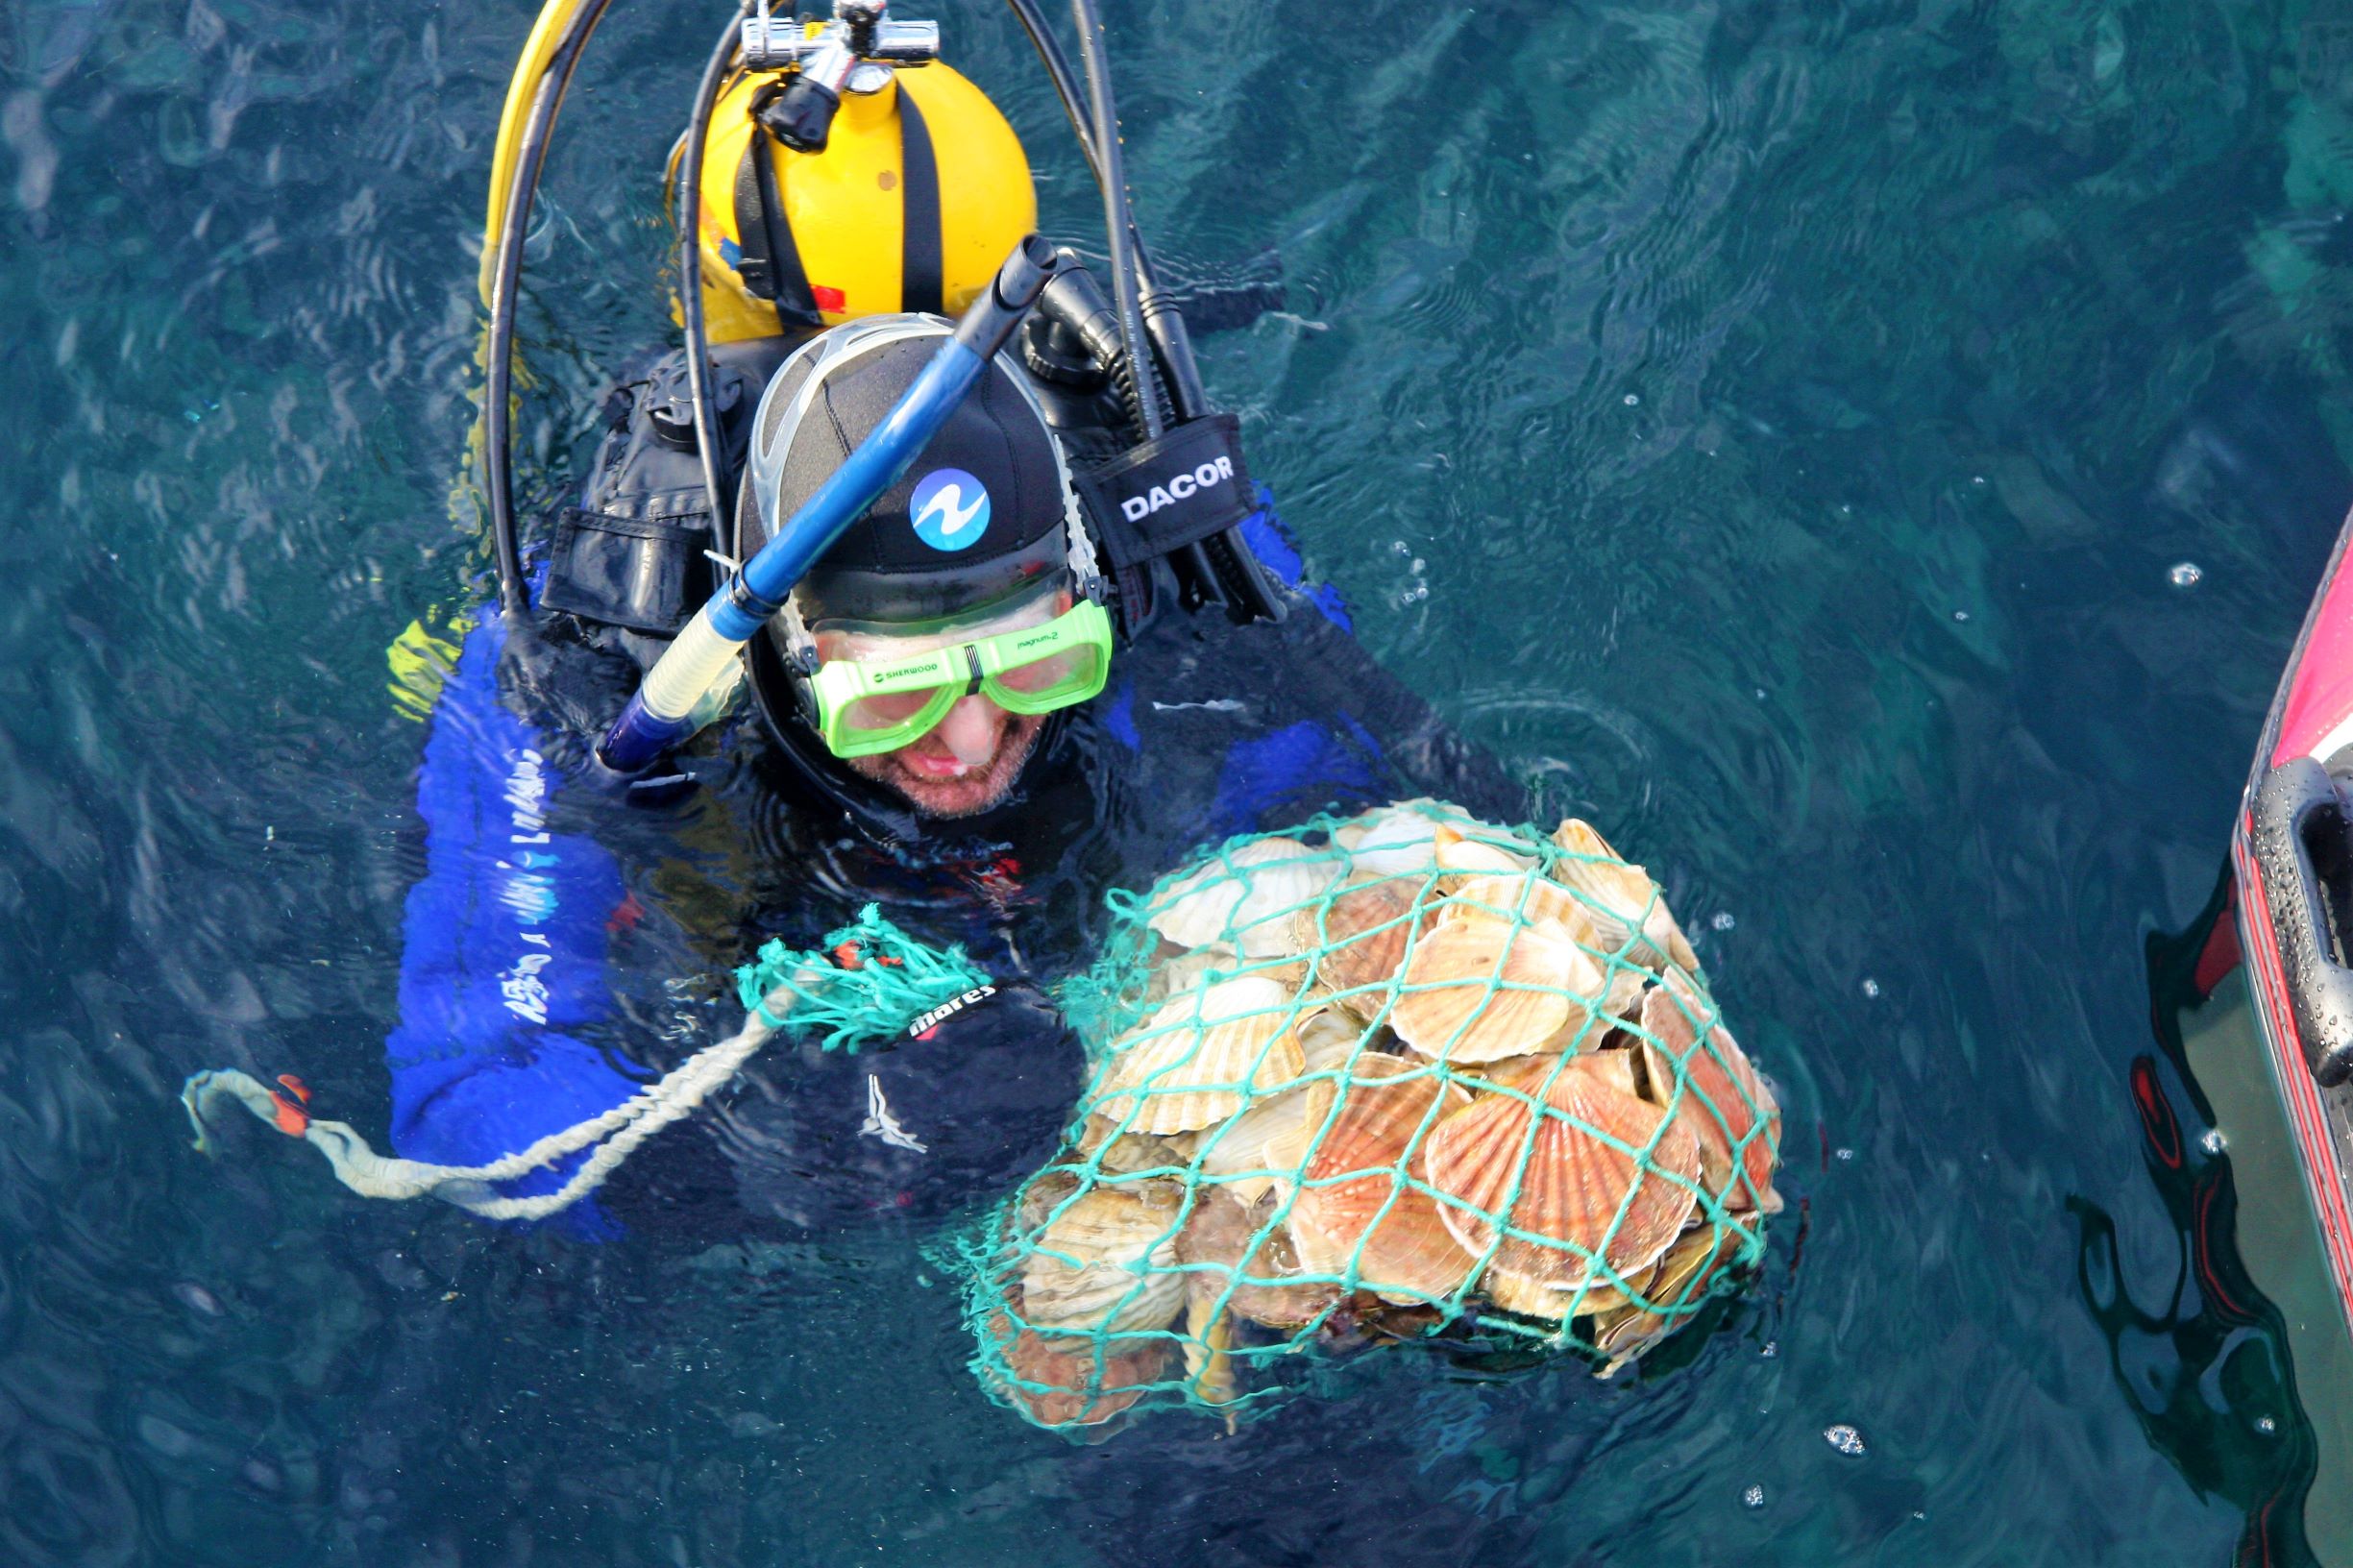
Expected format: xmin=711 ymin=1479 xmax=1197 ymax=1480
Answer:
xmin=598 ymin=234 xmax=1066 ymax=774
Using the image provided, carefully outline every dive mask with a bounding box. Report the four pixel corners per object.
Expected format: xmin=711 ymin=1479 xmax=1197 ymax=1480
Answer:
xmin=806 ymin=597 xmax=1114 ymax=758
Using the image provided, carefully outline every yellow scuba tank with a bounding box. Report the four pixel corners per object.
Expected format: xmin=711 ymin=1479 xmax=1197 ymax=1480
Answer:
xmin=688 ymin=61 xmax=1035 ymax=343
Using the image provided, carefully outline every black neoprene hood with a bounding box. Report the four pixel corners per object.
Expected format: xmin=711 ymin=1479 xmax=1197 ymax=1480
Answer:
xmin=756 ymin=332 xmax=1068 ymax=627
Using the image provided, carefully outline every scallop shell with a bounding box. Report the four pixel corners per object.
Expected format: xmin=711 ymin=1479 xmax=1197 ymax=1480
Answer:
xmin=1074 ymin=1115 xmax=1197 ymax=1179
xmin=1147 ymin=837 xmax=1341 ymax=956
xmin=1636 ymin=972 xmax=1780 ymax=1209
xmin=1433 ymin=824 xmax=1534 ymax=878
xmin=1548 ymin=819 xmax=1701 ymax=972
xmin=1175 ymin=1186 xmax=1344 ymax=1332
xmin=1434 ymin=877 xmax=1653 ymax=1025
xmin=1196 ymin=1074 xmax=1336 ymax=1207
xmin=1146 ymin=943 xmax=1238 ymax=1003
xmin=1390 ymin=915 xmax=1608 ymax=1063
xmin=1483 ymin=1044 xmax=1642 ymax=1102
xmin=1426 ymin=1055 xmax=1702 ymax=1294
xmin=1018 ymin=1186 xmax=1188 ymax=1335
xmin=1296 ymin=1006 xmax=1374 ymax=1075
xmin=1440 ymin=870 xmax=1594 ymax=935
xmin=1333 ymin=799 xmax=1494 ymax=878
xmin=1288 ymin=1058 xmax=1478 ymax=1305
xmin=1590 ymin=1220 xmax=1752 ymax=1372
xmin=1092 ymin=976 xmax=1309 ymax=1135
xmin=1479 ymin=1261 xmax=1639 ymax=1324
xmin=1299 ymin=876 xmax=1427 ymax=1021
xmin=992 ymin=1312 xmax=1172 ymax=1430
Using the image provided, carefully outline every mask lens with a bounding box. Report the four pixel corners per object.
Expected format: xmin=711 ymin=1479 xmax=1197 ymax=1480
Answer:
xmin=984 ymin=635 xmax=1106 ymax=713
xmin=841 ymin=685 xmax=945 ymax=732
xmin=994 ymin=646 xmax=1090 ymax=698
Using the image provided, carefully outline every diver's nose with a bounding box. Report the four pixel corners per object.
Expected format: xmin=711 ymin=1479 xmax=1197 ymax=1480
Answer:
xmin=935 ymin=695 xmax=1003 ymax=767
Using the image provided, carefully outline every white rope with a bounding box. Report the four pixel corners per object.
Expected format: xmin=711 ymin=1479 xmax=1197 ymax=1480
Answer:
xmin=183 ymin=976 xmax=811 ymax=1222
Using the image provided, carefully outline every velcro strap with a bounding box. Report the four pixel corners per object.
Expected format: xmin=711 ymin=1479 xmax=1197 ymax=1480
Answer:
xmin=1072 ymin=413 xmax=1255 ymax=572
xmin=736 ymin=86 xmax=824 ymax=329
xmin=730 ymin=143 xmax=775 ymax=299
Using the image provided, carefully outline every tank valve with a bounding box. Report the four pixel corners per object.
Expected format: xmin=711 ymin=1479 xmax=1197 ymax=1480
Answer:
xmin=743 ymin=0 xmax=939 ymax=152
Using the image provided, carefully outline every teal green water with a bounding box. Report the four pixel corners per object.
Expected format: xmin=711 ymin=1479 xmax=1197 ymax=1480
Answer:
xmin=6 ymin=0 xmax=2353 ymax=1561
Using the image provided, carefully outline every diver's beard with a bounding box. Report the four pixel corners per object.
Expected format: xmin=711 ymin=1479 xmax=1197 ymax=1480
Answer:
xmin=844 ymin=713 xmax=1048 ymax=820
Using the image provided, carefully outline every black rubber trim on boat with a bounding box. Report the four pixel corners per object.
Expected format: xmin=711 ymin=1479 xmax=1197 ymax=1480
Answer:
xmin=2252 ymin=752 xmax=2353 ymax=1086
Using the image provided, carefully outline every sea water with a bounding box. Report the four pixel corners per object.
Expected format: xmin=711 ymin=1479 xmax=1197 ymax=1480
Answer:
xmin=2 ymin=0 xmax=2349 ymax=1562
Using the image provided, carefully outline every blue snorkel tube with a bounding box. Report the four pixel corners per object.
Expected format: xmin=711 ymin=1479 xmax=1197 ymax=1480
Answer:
xmin=598 ymin=234 xmax=1066 ymax=775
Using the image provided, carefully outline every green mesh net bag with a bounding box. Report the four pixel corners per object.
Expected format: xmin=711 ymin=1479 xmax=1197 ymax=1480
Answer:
xmin=954 ymin=799 xmax=1784 ymax=1434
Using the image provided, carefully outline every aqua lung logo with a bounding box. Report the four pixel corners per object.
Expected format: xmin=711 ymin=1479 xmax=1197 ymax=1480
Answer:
xmin=1120 ymin=455 xmax=1237 ymax=524
xmin=911 ymin=467 xmax=991 ymax=551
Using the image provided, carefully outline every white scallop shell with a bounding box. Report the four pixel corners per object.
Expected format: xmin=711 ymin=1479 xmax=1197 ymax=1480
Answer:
xmin=1295 ymin=1006 xmax=1375 ymax=1075
xmin=1434 ymin=826 xmax=1533 ymax=878
xmin=1332 ymin=800 xmax=1513 ymax=878
xmin=1091 ymin=975 xmax=1309 ymax=1135
xmin=1195 ymin=1075 xmax=1336 ymax=1207
xmin=1147 ymin=837 xmax=1342 ymax=956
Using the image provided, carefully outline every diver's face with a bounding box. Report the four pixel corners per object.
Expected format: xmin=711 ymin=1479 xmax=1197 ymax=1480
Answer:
xmin=844 ymin=699 xmax=1050 ymax=818
xmin=813 ymin=586 xmax=1069 ymax=820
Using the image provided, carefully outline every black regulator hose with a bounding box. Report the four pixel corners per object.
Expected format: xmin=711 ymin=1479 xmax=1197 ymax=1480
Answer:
xmin=1008 ymin=0 xmax=1218 ymax=440
xmin=679 ymin=3 xmax=752 ymax=535
xmin=485 ymin=0 xmax=617 ymax=616
xmin=1068 ymin=0 xmax=1288 ymax=621
xmin=1001 ymin=0 xmax=1100 ymax=186
xmin=1068 ymin=0 xmax=1161 ymax=441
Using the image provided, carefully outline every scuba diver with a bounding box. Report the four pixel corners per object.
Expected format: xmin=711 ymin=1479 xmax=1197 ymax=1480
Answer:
xmin=385 ymin=0 xmax=1521 ymax=1237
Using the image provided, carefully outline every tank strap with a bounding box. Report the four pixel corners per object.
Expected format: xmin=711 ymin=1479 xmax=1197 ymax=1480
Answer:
xmin=733 ymin=114 xmax=823 ymax=329
xmin=895 ymin=84 xmax=944 ymax=315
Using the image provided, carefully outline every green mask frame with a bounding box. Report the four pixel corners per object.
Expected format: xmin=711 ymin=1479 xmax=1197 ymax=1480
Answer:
xmin=805 ymin=598 xmax=1115 ymax=758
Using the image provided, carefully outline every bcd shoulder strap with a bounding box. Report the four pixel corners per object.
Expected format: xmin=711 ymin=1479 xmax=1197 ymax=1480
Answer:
xmin=1073 ymin=412 xmax=1256 ymax=573
xmin=734 ymin=85 xmax=824 ymax=330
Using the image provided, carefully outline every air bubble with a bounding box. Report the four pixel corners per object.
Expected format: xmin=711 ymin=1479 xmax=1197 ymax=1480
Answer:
xmin=1623 ymin=393 xmax=1640 ymax=406
xmin=1952 ymin=609 xmax=1971 ymax=623
xmin=1836 ymin=1146 xmax=1855 ymax=1162
xmin=1711 ymin=912 xmax=1736 ymax=931
xmin=1742 ymin=1483 xmax=1767 ymax=1509
xmin=1861 ymin=977 xmax=1880 ymax=998
xmin=2169 ymin=561 xmax=2203 ymax=589
xmin=1824 ymin=1424 xmax=1867 ymax=1457
xmin=2257 ymin=1415 xmax=2277 ymax=1434
xmin=2200 ymin=1129 xmax=2227 ymax=1155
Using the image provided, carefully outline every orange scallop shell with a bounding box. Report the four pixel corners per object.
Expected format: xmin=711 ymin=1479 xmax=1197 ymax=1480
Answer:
xmin=1639 ymin=972 xmax=1780 ymax=1209
xmin=1301 ymin=877 xmax=1427 ymax=1020
xmin=991 ymin=1312 xmax=1172 ymax=1431
xmin=1390 ymin=914 xmax=1605 ymax=1062
xmin=1287 ymin=1058 xmax=1476 ymax=1304
xmin=1425 ymin=1054 xmax=1701 ymax=1292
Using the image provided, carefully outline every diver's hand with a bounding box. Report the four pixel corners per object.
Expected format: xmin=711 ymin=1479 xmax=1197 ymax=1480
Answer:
xmin=491 ymin=609 xmax=702 ymax=804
